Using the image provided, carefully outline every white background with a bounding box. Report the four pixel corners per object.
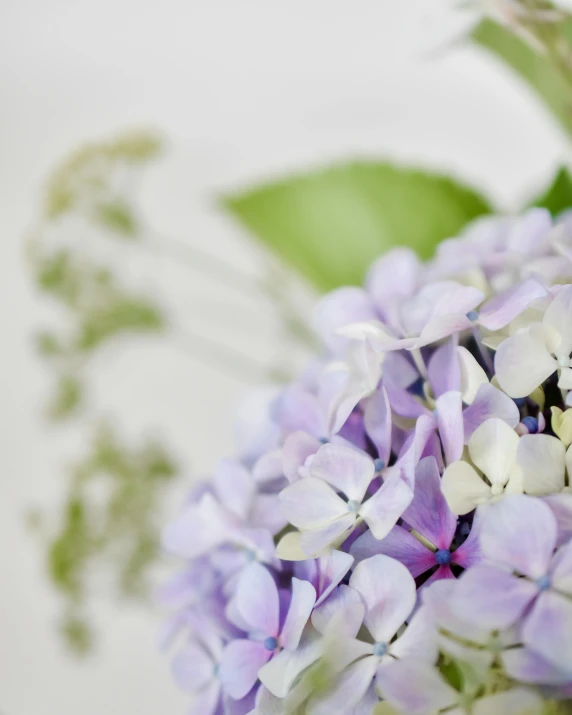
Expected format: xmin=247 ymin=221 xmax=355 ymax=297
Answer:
xmin=0 ymin=1 xmax=569 ymax=714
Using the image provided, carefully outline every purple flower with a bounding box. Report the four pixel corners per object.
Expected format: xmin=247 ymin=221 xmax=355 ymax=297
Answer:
xmin=277 ymin=442 xmax=414 ymax=559
xmin=351 ymin=457 xmax=480 ymax=585
xmin=451 ymin=495 xmax=572 ymax=671
xmin=376 ymin=659 xmax=543 ymax=715
xmin=219 ymin=563 xmax=316 ymax=700
xmin=306 ymin=555 xmax=436 ymax=715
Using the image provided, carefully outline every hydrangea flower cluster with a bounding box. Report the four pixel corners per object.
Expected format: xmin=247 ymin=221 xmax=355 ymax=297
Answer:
xmin=160 ymin=208 xmax=572 ymax=715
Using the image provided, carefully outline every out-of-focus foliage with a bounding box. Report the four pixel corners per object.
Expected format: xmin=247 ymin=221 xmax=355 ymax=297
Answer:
xmin=49 ymin=424 xmax=176 ymax=653
xmin=27 ymin=130 xmax=177 ymax=653
xmin=472 ymin=14 xmax=572 ymax=137
xmin=44 ymin=129 xmax=161 ymax=231
xmin=223 ymin=163 xmax=493 ymax=292
xmin=530 ymin=165 xmax=572 ymax=214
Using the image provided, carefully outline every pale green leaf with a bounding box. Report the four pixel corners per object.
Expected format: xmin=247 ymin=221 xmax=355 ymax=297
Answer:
xmin=223 ymin=162 xmax=492 ymax=292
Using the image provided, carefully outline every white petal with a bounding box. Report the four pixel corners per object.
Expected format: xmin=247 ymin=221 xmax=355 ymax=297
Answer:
xmin=544 ymin=284 xmax=572 ymax=359
xmin=299 ymin=513 xmax=356 ymax=556
xmin=279 ymin=477 xmax=349 ymax=530
xmin=309 ymin=443 xmax=375 ymax=502
xmin=349 ymin=554 xmax=416 ymax=643
xmin=457 ymin=346 xmax=488 ymax=404
xmin=518 ymin=434 xmax=566 ymax=495
xmin=472 ymin=689 xmax=543 ymax=715
xmin=276 ymin=531 xmax=308 ymax=561
xmin=495 ymin=326 xmax=557 ymax=398
xmin=469 ymin=418 xmax=518 ymax=487
xmin=259 ymin=633 xmax=322 ymax=698
xmin=441 ymin=461 xmax=491 ymax=515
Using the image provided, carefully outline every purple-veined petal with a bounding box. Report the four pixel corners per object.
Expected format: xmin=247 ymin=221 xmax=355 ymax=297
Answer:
xmin=495 ymin=326 xmax=556 ymax=398
xmin=189 ymin=681 xmax=222 ymax=715
xmin=364 ymin=387 xmax=392 ymax=465
xmin=518 ymin=434 xmax=566 ymax=496
xmin=478 ymin=278 xmax=548 ymax=331
xmin=403 ymin=456 xmax=457 ymax=548
xmin=309 ymin=443 xmax=375 ymax=503
xmin=451 ymin=565 xmax=538 ymax=631
xmin=350 ymin=525 xmax=435 ymax=578
xmin=436 ymin=391 xmax=464 ymax=464
xmin=299 ymin=513 xmax=356 ymax=556
xmin=311 ymin=584 xmax=365 ymax=637
xmin=550 ymin=539 xmax=572 ymax=594
xmin=428 ymin=339 xmax=461 ymax=398
xmin=315 ymin=549 xmax=354 ymax=606
xmin=359 ymin=471 xmax=413 ymax=540
xmin=219 ymin=639 xmax=271 ymax=700
xmin=441 ymin=461 xmax=491 ymax=515
xmin=384 ymin=380 xmax=427 ymax=419
xmin=307 ymin=655 xmax=378 ymax=715
xmin=282 ymin=431 xmax=321 ymax=483
xmin=451 ymin=515 xmax=481 ymax=570
xmin=389 ymin=605 xmax=438 ymax=663
xmin=523 ymin=590 xmax=572 ymax=672
xmin=349 ymin=554 xmax=416 ymax=642
xmin=472 ymin=689 xmax=543 ymax=715
xmin=213 ymin=459 xmax=255 ymax=521
xmin=279 ymin=477 xmax=349 ymax=530
xmin=171 ymin=642 xmax=214 ymax=692
xmin=502 ymin=646 xmax=572 ymax=685
xmin=463 ymin=384 xmax=520 ymax=442
xmin=480 ymin=495 xmax=557 ymax=579
xmin=280 ymin=578 xmax=316 ymax=651
xmin=376 ymin=660 xmax=458 ymax=715
xmin=235 ymin=563 xmax=280 ymax=637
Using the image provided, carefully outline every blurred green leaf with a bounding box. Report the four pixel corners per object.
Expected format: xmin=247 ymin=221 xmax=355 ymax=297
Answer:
xmin=94 ymin=200 xmax=138 ymax=236
xmin=530 ymin=166 xmax=572 ymax=215
xmin=48 ymin=424 xmax=177 ymax=652
xmin=472 ymin=19 xmax=572 ymax=137
xmin=76 ymin=296 xmax=164 ymax=351
xmin=47 ymin=374 xmax=83 ymax=420
xmin=35 ymin=330 xmax=64 ymax=358
xmin=223 ymin=162 xmax=492 ymax=292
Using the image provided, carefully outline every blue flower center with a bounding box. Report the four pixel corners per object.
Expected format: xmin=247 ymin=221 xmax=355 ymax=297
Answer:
xmin=264 ymin=636 xmax=278 ymax=651
xmin=373 ymin=642 xmax=388 ymax=657
xmin=347 ymin=499 xmax=361 ymax=513
xmin=374 ymin=458 xmax=385 ymax=473
xmin=318 ymin=436 xmax=329 ymax=445
xmin=521 ymin=416 xmax=539 ymax=434
xmin=435 ymin=549 xmax=451 ymax=566
xmin=536 ymin=575 xmax=551 ymax=592
xmin=466 ymin=310 xmax=478 ymax=321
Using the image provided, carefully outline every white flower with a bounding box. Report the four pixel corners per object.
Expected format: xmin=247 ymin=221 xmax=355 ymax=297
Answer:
xmin=495 ymin=285 xmax=572 ymax=398
xmin=441 ymin=418 xmax=522 ymax=514
xmin=517 ymin=433 xmax=572 ymax=496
